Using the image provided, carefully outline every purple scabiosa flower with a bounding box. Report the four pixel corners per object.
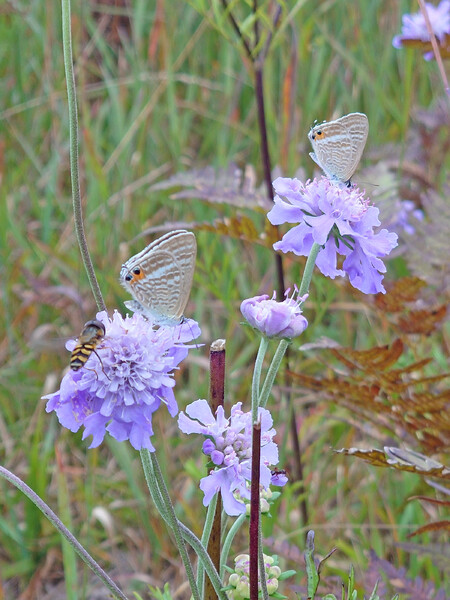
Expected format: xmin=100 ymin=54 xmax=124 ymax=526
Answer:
xmin=240 ymin=288 xmax=308 ymax=339
xmin=43 ymin=310 xmax=200 ymax=451
xmin=392 ymin=1 xmax=450 ymax=60
xmin=267 ymin=176 xmax=398 ymax=294
xmin=178 ymin=400 xmax=287 ymax=516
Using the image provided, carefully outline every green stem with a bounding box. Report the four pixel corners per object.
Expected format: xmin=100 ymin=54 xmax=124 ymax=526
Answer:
xmin=140 ymin=451 xmax=226 ymax=599
xmin=252 ymin=336 xmax=269 ymax=422
xmin=196 ymin=493 xmax=218 ymax=597
xmin=0 ymin=466 xmax=128 ymax=600
xmin=139 ymin=449 xmax=168 ymax=519
xmin=146 ymin=450 xmax=200 ymax=600
xmin=220 ymin=514 xmax=246 ymax=578
xmin=298 ymin=242 xmax=321 ymax=297
xmin=259 ymin=242 xmax=322 ymax=408
xmin=61 ymin=0 xmax=105 ymax=312
xmin=178 ymin=522 xmax=228 ymax=600
xmin=258 ymin=339 xmax=289 ymax=408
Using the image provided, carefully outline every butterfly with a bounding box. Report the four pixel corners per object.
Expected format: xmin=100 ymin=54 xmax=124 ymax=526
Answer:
xmin=308 ymin=112 xmax=369 ymax=186
xmin=120 ymin=230 xmax=197 ymax=326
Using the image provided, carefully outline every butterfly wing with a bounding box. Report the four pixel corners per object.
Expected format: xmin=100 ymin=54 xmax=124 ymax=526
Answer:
xmin=309 ymin=113 xmax=368 ymax=183
xmin=120 ymin=230 xmax=197 ymax=323
xmin=341 ymin=113 xmax=369 ymax=182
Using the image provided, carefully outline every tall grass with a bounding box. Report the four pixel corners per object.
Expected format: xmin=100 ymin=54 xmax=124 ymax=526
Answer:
xmin=1 ymin=0 xmax=448 ymax=596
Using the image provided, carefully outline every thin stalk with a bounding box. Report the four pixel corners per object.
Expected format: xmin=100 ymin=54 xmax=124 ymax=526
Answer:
xmin=209 ymin=339 xmax=226 ymax=411
xmin=220 ymin=0 xmax=253 ymax=59
xmin=61 ymin=0 xmax=105 ymax=311
xmin=298 ymin=242 xmax=321 ymax=297
xmin=221 ymin=0 xmax=285 ymax=299
xmin=258 ymin=339 xmax=289 ymax=408
xmin=288 ymin=400 xmax=308 ymax=526
xmin=198 ymin=494 xmax=218 ymax=598
xmin=0 ymin=466 xmax=128 ymax=600
xmin=150 ymin=453 xmax=201 ymax=600
xmin=258 ymin=242 xmax=321 ymax=408
xmin=287 ymin=242 xmax=321 ymax=526
xmin=220 ymin=514 xmax=246 ymax=578
xmin=252 ymin=336 xmax=269 ymax=422
xmin=139 ymin=449 xmax=168 ymax=519
xmin=140 ymin=452 xmax=226 ymax=600
xmin=257 ymin=242 xmax=322 ymax=528
xmin=418 ymin=0 xmax=450 ymax=96
xmin=178 ymin=522 xmax=228 ymax=600
xmin=204 ymin=339 xmax=226 ymax=600
xmin=258 ymin=519 xmax=269 ymax=600
xmin=257 ymin=5 xmax=283 ymax=66
xmin=254 ymin=64 xmax=286 ymax=299
xmin=249 ymin=421 xmax=262 ymax=600
xmin=254 ymin=66 xmax=272 ymax=203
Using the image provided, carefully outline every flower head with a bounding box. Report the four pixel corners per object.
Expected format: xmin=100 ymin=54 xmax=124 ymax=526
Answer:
xmin=240 ymin=288 xmax=308 ymax=339
xmin=226 ymin=554 xmax=290 ymax=600
xmin=392 ymin=1 xmax=450 ymax=60
xmin=268 ymin=176 xmax=398 ymax=294
xmin=44 ymin=310 xmax=200 ymax=451
xmin=178 ymin=400 xmax=287 ymax=516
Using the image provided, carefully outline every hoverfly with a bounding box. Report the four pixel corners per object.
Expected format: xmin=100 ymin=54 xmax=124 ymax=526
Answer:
xmin=70 ymin=319 xmax=106 ymax=371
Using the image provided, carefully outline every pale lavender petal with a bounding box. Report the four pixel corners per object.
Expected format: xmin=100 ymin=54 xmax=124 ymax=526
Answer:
xmin=43 ymin=310 xmax=200 ymax=451
xmin=343 ymin=246 xmax=386 ymax=294
xmin=315 ymin=241 xmax=345 ymax=278
xmin=241 ymin=289 xmax=308 ymax=339
xmin=181 ymin=401 xmax=285 ymax=516
xmin=273 ymin=224 xmax=314 ymax=256
xmin=304 ymin=212 xmax=336 ymax=245
xmin=267 ymin=196 xmax=304 ymax=225
xmin=268 ymin=176 xmax=397 ymax=294
xmin=186 ymin=399 xmax=215 ymax=424
xmin=272 ymin=176 xmax=303 ymax=197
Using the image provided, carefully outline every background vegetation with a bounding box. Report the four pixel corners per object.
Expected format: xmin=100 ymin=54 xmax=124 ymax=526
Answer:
xmin=1 ymin=0 xmax=448 ymax=598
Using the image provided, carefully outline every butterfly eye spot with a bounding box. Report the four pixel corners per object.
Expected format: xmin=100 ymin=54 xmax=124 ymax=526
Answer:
xmin=125 ymin=274 xmax=133 ymax=281
xmin=133 ymin=267 xmax=141 ymax=275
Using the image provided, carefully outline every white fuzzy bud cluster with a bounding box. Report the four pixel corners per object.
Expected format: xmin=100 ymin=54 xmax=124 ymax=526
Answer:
xmin=226 ymin=554 xmax=282 ymax=600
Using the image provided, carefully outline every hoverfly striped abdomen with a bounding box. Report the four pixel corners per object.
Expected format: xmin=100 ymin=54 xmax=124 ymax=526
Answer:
xmin=70 ymin=320 xmax=106 ymax=371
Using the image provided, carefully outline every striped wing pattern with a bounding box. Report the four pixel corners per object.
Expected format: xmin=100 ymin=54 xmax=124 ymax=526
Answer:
xmin=309 ymin=113 xmax=369 ymax=183
xmin=120 ymin=230 xmax=196 ymax=324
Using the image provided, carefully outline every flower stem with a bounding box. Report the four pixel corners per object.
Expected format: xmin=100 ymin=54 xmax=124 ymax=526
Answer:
xmin=254 ymin=61 xmax=286 ymax=299
xmin=258 ymin=242 xmax=322 ymax=408
xmin=252 ymin=336 xmax=269 ymax=422
xmin=220 ymin=0 xmax=286 ymax=299
xmin=249 ymin=421 xmax=262 ymax=600
xmin=140 ymin=451 xmax=226 ymax=600
xmin=204 ymin=339 xmax=226 ymax=600
xmin=298 ymin=242 xmax=321 ymax=297
xmin=178 ymin=522 xmax=228 ymax=600
xmin=220 ymin=514 xmax=246 ymax=578
xmin=258 ymin=339 xmax=289 ymax=408
xmin=197 ymin=493 xmax=218 ymax=597
xmin=139 ymin=448 xmax=168 ymax=519
xmin=0 ymin=466 xmax=128 ymax=600
xmin=144 ymin=452 xmax=201 ymax=600
xmin=61 ymin=0 xmax=105 ymax=312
